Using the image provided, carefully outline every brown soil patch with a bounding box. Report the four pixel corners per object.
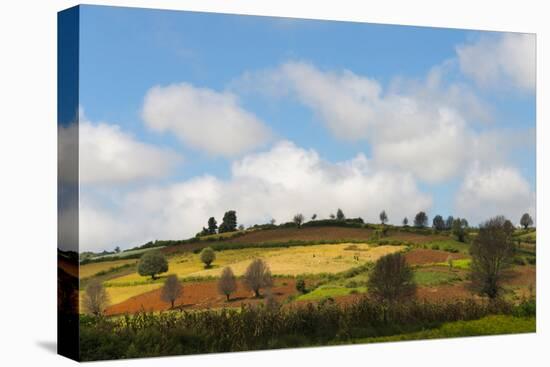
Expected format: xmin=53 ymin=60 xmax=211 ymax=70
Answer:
xmin=416 ymin=283 xmax=475 ymax=302
xmin=503 ymin=265 xmax=536 ymax=287
xmin=161 ymin=226 xmax=375 ymax=256
xmin=387 ymin=231 xmax=448 ymax=244
xmin=106 ymin=278 xmax=298 ymax=316
xmin=226 ymin=227 xmax=374 ymax=244
xmin=405 ymin=248 xmax=466 ymax=265
xmin=58 ymin=257 xmax=79 ymax=278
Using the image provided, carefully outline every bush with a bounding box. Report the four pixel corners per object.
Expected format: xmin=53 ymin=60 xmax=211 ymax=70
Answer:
xmin=296 ymin=278 xmax=308 ymax=294
xmin=431 ymin=244 xmax=440 ymax=250
xmin=199 ymin=247 xmax=216 ymax=268
xmin=137 ymin=251 xmax=168 ymax=280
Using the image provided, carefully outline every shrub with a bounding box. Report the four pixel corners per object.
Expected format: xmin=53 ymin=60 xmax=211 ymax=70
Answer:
xmin=296 ymin=278 xmax=308 ymax=294
xmin=199 ymin=247 xmax=216 ymax=268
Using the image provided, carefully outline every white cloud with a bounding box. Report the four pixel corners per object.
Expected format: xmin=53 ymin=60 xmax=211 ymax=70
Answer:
xmin=80 ymin=141 xmax=432 ymax=251
xmin=78 ymin=117 xmax=182 ymax=185
xmin=236 ymin=61 xmax=498 ymax=183
xmin=456 ymin=33 xmax=535 ymax=92
xmin=455 ymin=165 xmax=535 ymax=226
xmin=142 ymin=82 xmax=272 ymax=157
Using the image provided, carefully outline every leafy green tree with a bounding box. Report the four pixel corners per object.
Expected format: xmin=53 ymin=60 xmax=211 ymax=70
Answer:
xmin=367 ymin=252 xmax=416 ymax=303
xmin=293 ymin=213 xmax=304 ymax=227
xmin=336 ymin=208 xmax=345 ymax=221
xmin=82 ymin=279 xmax=110 ymax=316
xmin=218 ymin=267 xmax=237 ymax=301
xmin=200 ymin=247 xmax=216 ymax=268
xmin=470 ymin=216 xmax=515 ymax=299
xmin=379 ymin=210 xmax=388 ymax=225
xmin=137 ymin=251 xmax=168 ymax=280
xmin=432 ymin=215 xmax=445 ymax=231
xmin=161 ymin=274 xmax=182 ymax=309
xmin=414 ymin=211 xmax=428 ymax=228
xmin=114 ymin=246 xmax=121 ymax=253
xmin=243 ymin=259 xmax=273 ymax=297
xmin=207 ymin=217 xmax=218 ymax=235
xmin=402 ymin=217 xmax=408 ymax=226
xmin=520 ymin=213 xmax=534 ymax=229
xmin=445 ymin=216 xmax=454 ymax=230
xmin=452 ymin=218 xmax=467 ymax=242
xmin=219 ymin=210 xmax=237 ymax=233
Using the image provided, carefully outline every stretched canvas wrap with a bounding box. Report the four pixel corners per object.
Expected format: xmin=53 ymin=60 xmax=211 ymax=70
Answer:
xmin=58 ymin=4 xmax=537 ymax=362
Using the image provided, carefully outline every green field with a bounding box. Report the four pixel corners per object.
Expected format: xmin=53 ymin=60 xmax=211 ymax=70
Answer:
xmin=351 ymin=315 xmax=535 ymax=344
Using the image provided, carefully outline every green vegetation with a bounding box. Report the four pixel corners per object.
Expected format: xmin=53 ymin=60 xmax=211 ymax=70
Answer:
xmin=79 ymin=298 xmax=533 ymax=360
xmin=413 ymin=270 xmax=461 ymax=286
xmin=296 ymin=285 xmax=367 ymax=301
xmin=351 ymin=315 xmax=535 ymax=344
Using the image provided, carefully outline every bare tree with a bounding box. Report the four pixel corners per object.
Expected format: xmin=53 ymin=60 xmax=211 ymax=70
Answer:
xmin=82 ymin=279 xmax=110 ymax=316
xmin=243 ymin=259 xmax=273 ymax=297
xmin=379 ymin=210 xmax=388 ymax=225
xmin=218 ymin=267 xmax=238 ymax=301
xmin=470 ymin=216 xmax=515 ymax=299
xmin=161 ymin=274 xmax=183 ymax=309
xmin=367 ymin=252 xmax=416 ymax=303
xmin=293 ymin=213 xmax=304 ymax=227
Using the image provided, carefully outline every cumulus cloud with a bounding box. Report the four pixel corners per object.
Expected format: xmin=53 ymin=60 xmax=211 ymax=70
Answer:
xmin=455 ymin=165 xmax=535 ymax=226
xmin=142 ymin=82 xmax=272 ymax=157
xmin=80 ymin=141 xmax=432 ymax=251
xmin=456 ymin=33 xmax=536 ymax=92
xmin=59 ymin=112 xmax=182 ymax=185
xmin=236 ymin=61 xmax=500 ymax=183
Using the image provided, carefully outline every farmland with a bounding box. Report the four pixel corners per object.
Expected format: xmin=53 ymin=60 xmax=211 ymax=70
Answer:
xmin=78 ymin=223 xmax=536 ymax=358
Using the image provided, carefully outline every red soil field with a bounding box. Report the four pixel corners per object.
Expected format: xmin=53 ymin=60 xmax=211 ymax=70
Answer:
xmin=405 ymin=248 xmax=467 ymax=266
xmin=106 ymin=278 xmax=298 ymax=316
xmin=225 ymin=227 xmax=374 ymax=244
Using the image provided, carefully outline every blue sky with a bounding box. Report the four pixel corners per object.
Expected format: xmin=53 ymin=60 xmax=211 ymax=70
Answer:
xmin=74 ymin=5 xmax=535 ymax=251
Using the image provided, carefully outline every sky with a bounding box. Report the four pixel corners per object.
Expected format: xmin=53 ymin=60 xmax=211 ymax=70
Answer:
xmin=71 ymin=5 xmax=536 ymax=252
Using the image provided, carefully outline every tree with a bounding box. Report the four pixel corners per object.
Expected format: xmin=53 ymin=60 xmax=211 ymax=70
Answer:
xmin=293 ymin=213 xmax=304 ymax=227
xmin=114 ymin=246 xmax=121 ymax=253
xmin=238 ymin=224 xmax=245 ymax=231
xmin=269 ymin=218 xmax=276 ymax=225
xmin=520 ymin=213 xmax=534 ymax=229
xmin=367 ymin=252 xmax=416 ymax=303
xmin=329 ymin=213 xmax=336 ymax=219
xmin=402 ymin=217 xmax=409 ymax=226
xmin=161 ymin=274 xmax=182 ymax=309
xmin=432 ymin=215 xmax=445 ymax=231
xmin=414 ymin=211 xmax=428 ymax=228
xmin=207 ymin=217 xmax=218 ymax=235
xmin=461 ymin=218 xmax=469 ymax=228
xmin=243 ymin=259 xmax=273 ymax=297
xmin=379 ymin=210 xmax=388 ymax=225
xmin=445 ymin=216 xmax=454 ymax=230
xmin=470 ymin=216 xmax=515 ymax=299
xmin=218 ymin=267 xmax=237 ymax=301
xmin=219 ymin=210 xmax=237 ymax=233
xmin=200 ymin=247 xmax=216 ymax=268
xmin=137 ymin=251 xmax=168 ymax=280
xmin=452 ymin=218 xmax=467 ymax=242
xmin=336 ymin=208 xmax=345 ymax=221
xmin=82 ymin=279 xmax=110 ymax=316
xmin=311 ymin=214 xmax=317 ymax=221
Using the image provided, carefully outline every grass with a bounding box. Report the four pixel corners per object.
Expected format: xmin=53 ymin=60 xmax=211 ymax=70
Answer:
xmin=295 ymin=285 xmax=367 ymax=301
xmin=413 ymin=270 xmax=461 ymax=286
xmin=79 ymin=259 xmax=137 ymax=279
xmin=423 ymin=238 xmax=470 ymax=254
xmin=106 ymin=243 xmax=404 ymax=286
xmin=350 ymin=315 xmax=535 ymax=344
xmin=434 ymin=258 xmax=471 ymax=270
